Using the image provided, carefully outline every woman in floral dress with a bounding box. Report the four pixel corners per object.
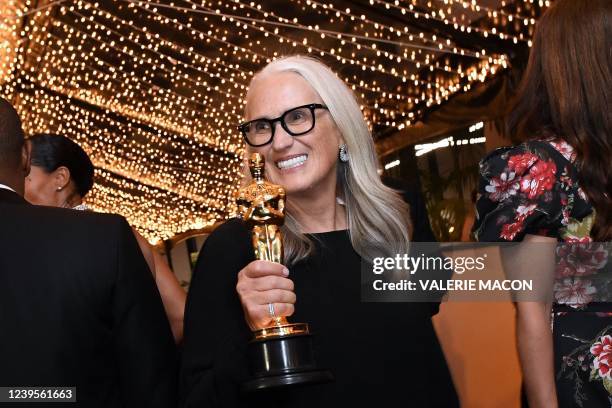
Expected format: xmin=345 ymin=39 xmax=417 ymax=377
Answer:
xmin=473 ymin=0 xmax=611 ymax=406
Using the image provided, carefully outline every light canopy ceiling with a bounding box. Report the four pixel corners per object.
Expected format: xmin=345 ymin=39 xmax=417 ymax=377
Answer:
xmin=0 ymin=0 xmax=548 ymax=242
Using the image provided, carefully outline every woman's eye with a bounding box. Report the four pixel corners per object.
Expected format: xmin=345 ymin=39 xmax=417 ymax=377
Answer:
xmin=287 ymin=110 xmax=306 ymax=122
xmin=254 ymin=121 xmax=270 ymax=132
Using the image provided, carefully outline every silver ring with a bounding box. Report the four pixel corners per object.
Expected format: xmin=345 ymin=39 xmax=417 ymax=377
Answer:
xmin=268 ymin=302 xmax=276 ymax=318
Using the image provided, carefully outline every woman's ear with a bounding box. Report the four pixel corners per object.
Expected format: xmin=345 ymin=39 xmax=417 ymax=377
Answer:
xmin=53 ymin=166 xmax=71 ymax=190
xmin=21 ymin=140 xmax=31 ymax=177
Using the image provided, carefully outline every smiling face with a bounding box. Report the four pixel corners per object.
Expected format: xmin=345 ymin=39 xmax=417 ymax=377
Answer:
xmin=245 ymin=72 xmax=343 ymax=199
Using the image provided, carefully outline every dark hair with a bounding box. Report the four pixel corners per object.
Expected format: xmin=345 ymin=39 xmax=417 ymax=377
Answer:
xmin=29 ymin=134 xmax=95 ymax=198
xmin=0 ymin=97 xmax=25 ymax=169
xmin=507 ymin=0 xmax=611 ymax=241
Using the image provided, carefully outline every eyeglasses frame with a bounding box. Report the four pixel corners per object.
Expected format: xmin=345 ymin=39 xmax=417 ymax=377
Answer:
xmin=237 ymin=103 xmax=329 ymax=147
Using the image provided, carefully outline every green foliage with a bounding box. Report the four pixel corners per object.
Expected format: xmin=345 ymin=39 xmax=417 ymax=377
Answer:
xmin=420 ymin=161 xmax=479 ymax=242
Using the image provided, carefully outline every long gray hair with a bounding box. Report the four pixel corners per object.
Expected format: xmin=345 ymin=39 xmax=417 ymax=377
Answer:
xmin=244 ymin=55 xmax=412 ymax=265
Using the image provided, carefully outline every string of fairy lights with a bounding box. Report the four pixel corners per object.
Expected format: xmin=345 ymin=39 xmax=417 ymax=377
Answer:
xmin=0 ymin=0 xmax=548 ymax=242
xmin=129 ymin=0 xmax=510 ymax=125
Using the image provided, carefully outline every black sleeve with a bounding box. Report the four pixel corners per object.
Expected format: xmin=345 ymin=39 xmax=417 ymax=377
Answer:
xmin=112 ymin=217 xmax=178 ymax=407
xmin=179 ymin=219 xmax=254 ymax=408
xmin=472 ymin=142 xmax=567 ymax=242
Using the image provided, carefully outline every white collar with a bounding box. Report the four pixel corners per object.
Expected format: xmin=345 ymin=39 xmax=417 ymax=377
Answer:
xmin=0 ymin=183 xmax=16 ymax=193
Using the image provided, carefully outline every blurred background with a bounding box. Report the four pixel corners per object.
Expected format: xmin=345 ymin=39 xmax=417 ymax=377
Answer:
xmin=1 ymin=1 xmax=553 ymax=405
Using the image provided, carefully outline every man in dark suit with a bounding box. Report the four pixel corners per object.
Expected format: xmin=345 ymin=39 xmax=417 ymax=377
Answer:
xmin=0 ymin=97 xmax=178 ymax=407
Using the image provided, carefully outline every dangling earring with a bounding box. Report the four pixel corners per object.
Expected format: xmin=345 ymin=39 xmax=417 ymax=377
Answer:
xmin=339 ymin=144 xmax=349 ymax=163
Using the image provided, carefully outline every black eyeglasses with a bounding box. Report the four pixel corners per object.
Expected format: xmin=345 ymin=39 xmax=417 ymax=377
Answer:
xmin=238 ymin=103 xmax=329 ymax=147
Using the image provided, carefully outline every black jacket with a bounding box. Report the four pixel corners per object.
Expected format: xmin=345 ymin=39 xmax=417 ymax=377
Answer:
xmin=0 ymin=188 xmax=178 ymax=407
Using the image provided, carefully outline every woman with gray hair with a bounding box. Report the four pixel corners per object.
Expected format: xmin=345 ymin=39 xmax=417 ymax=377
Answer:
xmin=180 ymin=55 xmax=457 ymax=407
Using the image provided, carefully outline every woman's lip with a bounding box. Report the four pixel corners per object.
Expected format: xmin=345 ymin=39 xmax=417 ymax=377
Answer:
xmin=274 ymin=153 xmax=308 ymax=163
xmin=275 ymin=154 xmax=308 ymax=170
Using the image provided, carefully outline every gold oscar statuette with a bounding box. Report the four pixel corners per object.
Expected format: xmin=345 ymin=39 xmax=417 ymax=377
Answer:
xmin=236 ymin=153 xmax=333 ymax=391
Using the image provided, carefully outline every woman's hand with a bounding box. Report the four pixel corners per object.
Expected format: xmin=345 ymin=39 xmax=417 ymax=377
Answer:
xmin=236 ymin=260 xmax=295 ymax=331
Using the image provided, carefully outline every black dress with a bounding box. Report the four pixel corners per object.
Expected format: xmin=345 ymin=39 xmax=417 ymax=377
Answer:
xmin=180 ymin=219 xmax=458 ymax=407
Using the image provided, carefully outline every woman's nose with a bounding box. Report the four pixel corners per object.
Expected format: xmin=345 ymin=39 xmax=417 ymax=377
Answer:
xmin=271 ymin=123 xmax=294 ymax=151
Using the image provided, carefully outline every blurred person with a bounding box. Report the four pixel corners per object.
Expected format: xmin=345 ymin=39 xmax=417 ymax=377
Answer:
xmin=0 ymin=98 xmax=178 ymax=406
xmin=473 ymin=0 xmax=611 ymax=406
xmin=24 ymin=133 xmax=186 ymax=344
xmin=460 ymin=189 xmax=477 ymax=242
xmin=383 ymin=175 xmax=437 ymax=242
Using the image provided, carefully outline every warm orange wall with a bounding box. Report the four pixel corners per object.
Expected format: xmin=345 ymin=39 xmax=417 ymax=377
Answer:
xmin=432 ymin=246 xmax=523 ymax=407
xmin=434 ymin=302 xmax=522 ymax=407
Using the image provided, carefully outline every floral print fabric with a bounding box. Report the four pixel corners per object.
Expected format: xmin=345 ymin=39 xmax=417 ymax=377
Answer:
xmin=473 ymin=139 xmax=591 ymax=243
xmin=474 ymin=139 xmax=612 ymax=406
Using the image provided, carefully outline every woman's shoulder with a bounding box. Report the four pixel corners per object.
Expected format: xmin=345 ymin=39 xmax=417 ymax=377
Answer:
xmin=480 ymin=138 xmax=576 ymax=176
xmin=211 ymin=217 xmax=249 ymax=235
xmin=204 ymin=218 xmax=251 ymax=249
xmin=474 ymin=138 xmax=591 ymax=242
xmin=191 ymin=218 xmax=253 ymax=285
